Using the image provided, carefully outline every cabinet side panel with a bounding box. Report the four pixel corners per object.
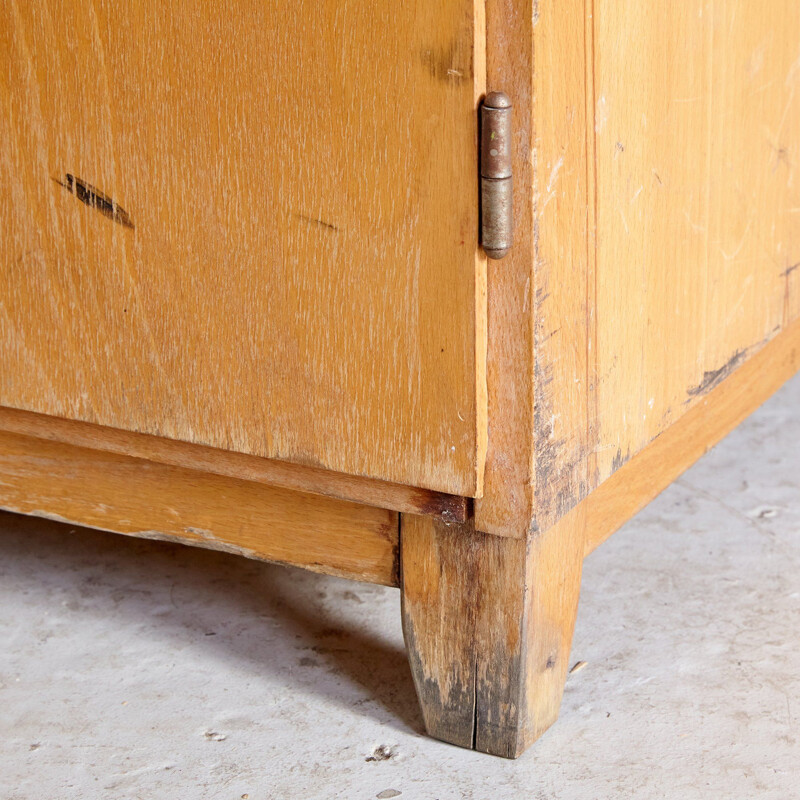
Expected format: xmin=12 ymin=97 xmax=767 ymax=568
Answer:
xmin=589 ymin=0 xmax=800 ymax=485
xmin=480 ymin=0 xmax=799 ymax=536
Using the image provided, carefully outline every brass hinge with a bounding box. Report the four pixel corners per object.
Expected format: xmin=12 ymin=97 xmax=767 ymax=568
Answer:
xmin=481 ymin=92 xmax=513 ymax=259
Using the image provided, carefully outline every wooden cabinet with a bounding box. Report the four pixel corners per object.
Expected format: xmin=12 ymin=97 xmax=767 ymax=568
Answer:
xmin=2 ymin=0 xmax=799 ymax=758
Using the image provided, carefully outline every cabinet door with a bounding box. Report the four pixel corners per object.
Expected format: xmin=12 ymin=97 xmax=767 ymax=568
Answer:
xmin=0 ymin=1 xmax=486 ymax=496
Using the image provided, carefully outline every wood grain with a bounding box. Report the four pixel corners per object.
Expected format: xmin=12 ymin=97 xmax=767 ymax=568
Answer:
xmin=584 ymin=313 xmax=800 ymax=555
xmin=479 ymin=0 xmax=799 ymax=536
xmin=401 ymin=508 xmax=584 ymax=758
xmin=474 ymin=0 xmax=536 ymax=537
xmin=476 ymin=0 xmax=591 ymax=538
xmin=0 ymin=0 xmax=486 ymax=497
xmin=0 ymin=405 xmax=469 ymax=522
xmin=0 ymin=430 xmax=399 ymax=586
xmin=587 ymin=0 xmax=800 ymax=492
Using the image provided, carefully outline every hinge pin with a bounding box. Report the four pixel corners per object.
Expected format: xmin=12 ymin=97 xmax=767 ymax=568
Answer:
xmin=481 ymin=91 xmax=513 ymax=259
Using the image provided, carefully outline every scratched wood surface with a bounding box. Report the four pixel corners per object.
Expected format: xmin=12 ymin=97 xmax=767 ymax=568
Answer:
xmin=479 ymin=0 xmax=800 ymax=537
xmin=0 ymin=429 xmax=399 ymax=586
xmin=0 ymin=0 xmax=486 ymax=497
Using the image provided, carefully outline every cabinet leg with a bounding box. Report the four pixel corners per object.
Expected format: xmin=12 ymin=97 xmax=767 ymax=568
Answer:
xmin=400 ymin=509 xmax=584 ymax=758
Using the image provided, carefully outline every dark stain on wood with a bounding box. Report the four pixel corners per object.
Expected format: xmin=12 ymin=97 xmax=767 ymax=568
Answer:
xmin=390 ymin=516 xmax=401 ymax=587
xmin=401 ymin=619 xmax=478 ymax=749
xmin=418 ymin=31 xmax=473 ymax=83
xmin=401 ymin=519 xmax=527 ymax=757
xmin=532 ymin=276 xmax=588 ymax=529
xmin=401 ymin=514 xmax=583 ymax=758
xmin=410 ymin=488 xmax=470 ymax=524
xmin=400 ymin=518 xmax=481 ymax=750
xmin=545 ymin=457 xmax=589 ymax=525
xmin=687 ymin=349 xmax=747 ymax=398
xmin=55 ymin=174 xmax=134 ymax=229
xmin=780 ymin=261 xmax=800 ymax=278
xmin=611 ymin=446 xmax=632 ymax=473
xmin=474 ymin=643 xmax=525 ymax=759
xmin=533 ymin=282 xmax=560 ymax=491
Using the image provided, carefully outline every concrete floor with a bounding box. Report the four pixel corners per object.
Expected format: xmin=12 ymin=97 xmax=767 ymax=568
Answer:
xmin=1 ymin=374 xmax=799 ymax=799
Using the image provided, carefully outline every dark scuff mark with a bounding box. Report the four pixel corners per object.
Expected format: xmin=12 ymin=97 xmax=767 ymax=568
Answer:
xmin=532 ymin=275 xmax=587 ymax=530
xmin=418 ymin=33 xmax=473 ymax=83
xmin=770 ymin=143 xmax=791 ymax=172
xmin=687 ymin=349 xmax=747 ymax=399
xmin=54 ymin=174 xmax=134 ymax=229
xmin=294 ymin=212 xmax=339 ymax=232
xmin=409 ymin=489 xmax=470 ymax=524
xmin=611 ymin=447 xmax=631 ymax=473
xmin=541 ymin=327 xmax=562 ymax=343
xmin=780 ymin=262 xmax=800 ymax=278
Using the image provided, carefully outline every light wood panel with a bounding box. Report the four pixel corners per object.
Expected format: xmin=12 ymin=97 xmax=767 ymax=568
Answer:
xmin=584 ymin=313 xmax=800 ymax=556
xmin=588 ymin=0 xmax=800 ymax=489
xmin=0 ymin=430 xmax=399 ymax=586
xmin=0 ymin=406 xmax=469 ymax=522
xmin=0 ymin=0 xmax=486 ymax=497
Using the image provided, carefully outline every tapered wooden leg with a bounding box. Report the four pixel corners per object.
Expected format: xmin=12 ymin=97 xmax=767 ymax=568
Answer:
xmin=400 ymin=507 xmax=584 ymax=758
